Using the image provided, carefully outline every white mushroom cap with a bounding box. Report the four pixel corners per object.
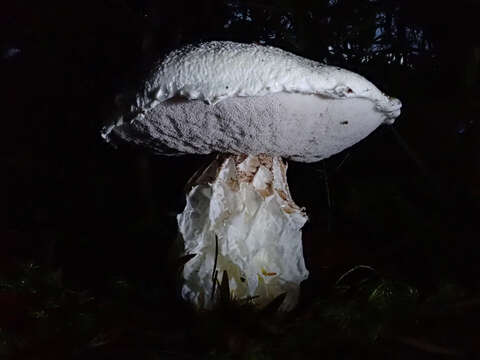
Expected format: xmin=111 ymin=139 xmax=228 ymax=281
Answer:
xmin=102 ymin=41 xmax=401 ymax=162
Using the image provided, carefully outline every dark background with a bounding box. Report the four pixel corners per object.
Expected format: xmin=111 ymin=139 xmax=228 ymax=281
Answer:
xmin=2 ymin=0 xmax=480 ymax=359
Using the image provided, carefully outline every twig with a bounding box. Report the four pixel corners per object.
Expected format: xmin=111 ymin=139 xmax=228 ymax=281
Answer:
xmin=212 ymin=235 xmax=219 ymax=281
xmin=322 ymin=161 xmax=333 ymax=232
xmin=323 ymin=161 xmax=332 ymax=211
xmin=211 ymin=235 xmax=219 ymax=301
xmin=334 ymin=153 xmax=350 ymax=172
xmin=389 ymin=127 xmax=430 ymax=178
xmin=335 ymin=265 xmax=376 ymax=286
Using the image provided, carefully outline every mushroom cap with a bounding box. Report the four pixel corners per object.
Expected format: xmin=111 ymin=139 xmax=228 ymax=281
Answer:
xmin=102 ymin=41 xmax=401 ymax=162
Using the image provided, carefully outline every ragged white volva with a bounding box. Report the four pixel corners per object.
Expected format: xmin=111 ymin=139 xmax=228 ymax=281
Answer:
xmin=102 ymin=41 xmax=401 ymax=163
xmin=178 ymin=155 xmax=308 ymax=311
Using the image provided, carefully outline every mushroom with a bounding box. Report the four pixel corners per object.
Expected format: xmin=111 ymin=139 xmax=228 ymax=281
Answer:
xmin=102 ymin=41 xmax=401 ymax=310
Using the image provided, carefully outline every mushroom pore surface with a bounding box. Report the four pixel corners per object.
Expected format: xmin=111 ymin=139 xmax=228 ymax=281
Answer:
xmin=110 ymin=92 xmax=391 ymax=162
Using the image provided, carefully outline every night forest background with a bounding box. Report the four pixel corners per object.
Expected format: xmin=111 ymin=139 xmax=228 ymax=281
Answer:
xmin=3 ymin=0 xmax=480 ymax=359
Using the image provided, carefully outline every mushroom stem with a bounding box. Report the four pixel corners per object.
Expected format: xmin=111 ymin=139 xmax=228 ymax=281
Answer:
xmin=177 ymin=154 xmax=309 ymax=310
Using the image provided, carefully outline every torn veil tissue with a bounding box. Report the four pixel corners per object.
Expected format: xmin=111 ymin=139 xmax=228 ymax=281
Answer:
xmin=177 ymin=155 xmax=309 ymax=311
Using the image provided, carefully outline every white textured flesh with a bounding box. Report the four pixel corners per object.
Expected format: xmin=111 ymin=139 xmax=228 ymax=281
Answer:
xmin=110 ymin=92 xmax=386 ymax=163
xmin=177 ymin=155 xmax=309 ymax=311
xmin=101 ymin=41 xmax=401 ymax=142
